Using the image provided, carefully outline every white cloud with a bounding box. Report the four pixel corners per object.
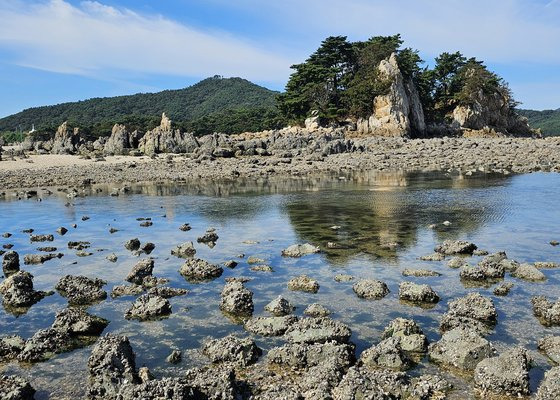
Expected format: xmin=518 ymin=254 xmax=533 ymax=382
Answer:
xmin=0 ymin=0 xmax=295 ymax=83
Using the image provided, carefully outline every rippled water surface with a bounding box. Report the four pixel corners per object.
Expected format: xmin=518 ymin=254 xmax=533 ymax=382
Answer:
xmin=1 ymin=171 xmax=560 ymax=399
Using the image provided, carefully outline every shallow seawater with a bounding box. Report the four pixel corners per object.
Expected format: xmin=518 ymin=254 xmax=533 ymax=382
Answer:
xmin=1 ymin=170 xmax=560 ymax=399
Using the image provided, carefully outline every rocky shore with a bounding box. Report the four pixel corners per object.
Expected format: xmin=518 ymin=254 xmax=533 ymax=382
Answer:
xmin=1 ymin=133 xmax=559 ymax=191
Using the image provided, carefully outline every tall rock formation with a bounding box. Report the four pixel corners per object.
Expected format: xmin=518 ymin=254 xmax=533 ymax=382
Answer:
xmin=138 ymin=113 xmax=199 ymax=155
xmin=356 ymin=53 xmax=426 ymax=138
xmin=51 ymin=122 xmax=82 ymax=154
xmin=103 ymin=124 xmax=144 ymax=155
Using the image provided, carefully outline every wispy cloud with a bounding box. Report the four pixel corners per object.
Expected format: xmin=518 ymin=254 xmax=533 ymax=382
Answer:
xmin=0 ymin=0 xmax=295 ymax=83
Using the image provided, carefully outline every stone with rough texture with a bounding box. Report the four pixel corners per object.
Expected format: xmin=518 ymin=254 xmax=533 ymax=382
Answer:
xmin=285 ymin=317 xmax=351 ymax=344
xmin=382 ymin=318 xmax=428 ymax=353
xmin=0 ymin=375 xmax=36 ymax=400
xmin=52 ymin=307 xmax=109 ymax=336
xmin=264 ymin=295 xmax=293 ymax=316
xmin=0 ymin=271 xmax=48 ymax=310
xmin=138 ymin=113 xmax=199 ymax=155
xmin=202 ymin=335 xmax=261 ymax=367
xmin=538 ymin=335 xmax=560 ymax=364
xmin=304 ymin=303 xmax=331 ymax=317
xmin=536 ymin=366 xmax=560 ymax=400
xmin=532 ymin=296 xmax=560 ymax=326
xmin=398 ymin=281 xmax=439 ymax=304
xmin=244 ymin=315 xmax=298 ymax=337
xmin=512 ymin=263 xmax=547 ymax=281
xmin=282 ymin=243 xmax=320 ymax=257
xmin=288 ymin=275 xmax=319 ymax=293
xmin=125 ymin=258 xmax=154 ymax=285
xmin=171 ymin=242 xmax=196 ymax=258
xmin=352 ymin=279 xmax=389 ymax=300
xmin=51 ymin=121 xmax=82 ymax=154
xmin=220 ymin=280 xmax=253 ymax=316
xmin=179 ymin=258 xmax=223 ymax=282
xmin=360 ymin=337 xmax=411 ymax=371
xmin=124 ymin=294 xmax=171 ymax=321
xmin=474 ymin=347 xmax=531 ymax=397
xmin=435 ymin=240 xmax=477 ymax=255
xmin=2 ymin=251 xmax=20 ymax=275
xmin=55 ymin=275 xmax=107 ymax=305
xmin=440 ymin=292 xmax=497 ymax=334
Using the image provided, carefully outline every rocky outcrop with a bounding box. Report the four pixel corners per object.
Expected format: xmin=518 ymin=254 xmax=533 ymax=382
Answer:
xmin=138 ymin=113 xmax=199 ymax=155
xmin=103 ymin=124 xmax=143 ymax=155
xmin=51 ymin=121 xmax=82 ymax=154
xmin=356 ymin=53 xmax=426 ymax=138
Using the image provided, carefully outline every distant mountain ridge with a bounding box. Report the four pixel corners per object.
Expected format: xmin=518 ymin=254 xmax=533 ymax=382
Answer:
xmin=0 ymin=76 xmax=284 ymax=137
xmin=517 ymin=108 xmax=560 ymax=136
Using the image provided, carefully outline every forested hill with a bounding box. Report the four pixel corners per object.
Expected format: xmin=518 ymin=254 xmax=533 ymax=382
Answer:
xmin=0 ymin=76 xmax=284 ymax=136
xmin=517 ymin=109 xmax=560 ymax=136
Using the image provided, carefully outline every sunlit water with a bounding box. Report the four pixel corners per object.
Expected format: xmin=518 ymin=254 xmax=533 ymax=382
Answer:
xmin=1 ymin=171 xmax=559 ymax=399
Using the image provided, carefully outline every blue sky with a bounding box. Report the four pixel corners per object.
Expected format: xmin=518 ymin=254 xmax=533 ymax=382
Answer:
xmin=0 ymin=0 xmax=559 ymax=119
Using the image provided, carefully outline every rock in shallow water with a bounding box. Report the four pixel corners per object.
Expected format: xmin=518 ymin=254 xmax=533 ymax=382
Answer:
xmin=532 ymin=296 xmax=560 ymax=326
xmin=264 ymin=295 xmax=293 ymax=316
xmin=285 ymin=317 xmax=351 ymax=344
xmin=434 ymin=240 xmax=477 ymax=255
xmin=179 ymin=258 xmax=223 ymax=282
xmin=202 ymin=334 xmax=261 ymax=367
xmin=352 ymin=279 xmax=389 ymax=300
xmin=220 ymin=280 xmax=253 ymax=317
xmin=0 ymin=375 xmax=36 ymax=400
xmin=55 ymin=275 xmax=107 ymax=305
xmin=124 ymin=294 xmax=171 ymax=321
xmin=244 ymin=315 xmax=298 ymax=337
xmin=398 ymin=281 xmax=439 ymax=305
xmin=440 ymin=292 xmax=497 ymax=335
xmin=288 ymin=275 xmax=319 ymax=293
xmin=281 ymin=243 xmax=320 ymax=257
xmin=125 ymin=258 xmax=154 ymax=285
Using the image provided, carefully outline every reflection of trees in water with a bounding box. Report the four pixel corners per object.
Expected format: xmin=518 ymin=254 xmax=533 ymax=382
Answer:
xmin=283 ymin=170 xmax=513 ymax=264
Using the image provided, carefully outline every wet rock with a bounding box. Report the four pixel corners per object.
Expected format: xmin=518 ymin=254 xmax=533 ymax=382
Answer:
xmin=247 ymin=256 xmax=265 ymax=264
xmin=409 ymin=374 xmax=452 ymax=400
xmin=512 ymin=263 xmax=547 ymax=281
xmin=359 ymin=337 xmax=412 ymax=371
xmin=474 ymin=347 xmax=531 ymax=397
xmin=282 ymin=243 xmax=320 ymax=257
xmin=179 ymin=223 xmax=191 ymax=231
xmin=197 ymin=230 xmax=218 ymax=246
xmin=447 ymin=257 xmax=469 ymax=268
xmin=288 ymin=275 xmax=319 ymax=293
xmin=245 ymin=315 xmax=299 ymax=336
xmin=76 ymin=250 xmax=93 ymax=257
xmin=55 ymin=275 xmax=107 ymax=305
xmin=440 ymin=292 xmax=497 ymax=334
xmin=2 ymin=251 xmax=20 ymax=275
xmin=332 ymin=366 xmax=409 ymax=399
xmin=304 ymin=303 xmax=331 ymax=317
xmin=0 ymin=336 xmax=25 ymax=362
xmin=264 ymin=295 xmax=293 ymax=316
xmin=184 ymin=365 xmax=240 ymax=400
xmin=18 ymin=328 xmax=73 ymax=362
xmin=171 ymin=242 xmax=196 ymax=258
xmin=285 ymin=317 xmax=351 ymax=344
xmin=535 ymin=262 xmax=559 ymax=269
xmin=68 ymin=241 xmax=90 ymax=250
xmin=419 ymin=252 xmax=445 ymax=261
xmin=140 ymin=242 xmax=155 ymax=254
xmin=125 ymin=258 xmax=154 ymax=285
xmin=500 ymin=258 xmax=520 ymax=272
xmin=147 ymin=286 xmax=188 ymax=298
xmin=352 ymin=279 xmax=389 ymax=300
xmin=0 ymin=375 xmax=36 ymax=400
xmin=106 ymin=253 xmax=118 ymax=262
xmin=223 ymin=260 xmax=238 ymax=269
xmin=110 ymin=284 xmax=144 ymax=298
xmin=125 ymin=294 xmax=171 ymax=321
xmin=382 ymin=318 xmax=428 ymax=353
xmin=0 ymin=271 xmax=48 ymax=309
xmin=56 ymin=226 xmax=68 ymax=235
xmin=202 ymin=335 xmax=261 ymax=367
xmin=250 ymin=264 xmax=273 ymax=272
xmin=23 ymin=252 xmax=63 ymax=264
xmin=30 ymin=234 xmax=54 ymax=242
xmin=179 ymin=258 xmax=223 ymax=282
xmin=532 ymin=296 xmax=560 ymax=326
xmin=166 ymin=349 xmax=182 ymax=364
xmin=402 ymin=268 xmax=441 ymax=277
xmin=429 ymin=327 xmax=496 ymax=371
xmin=434 ymin=240 xmax=477 ymax=255
xmin=139 ymin=221 xmax=152 ymax=227
xmin=334 ymin=274 xmax=354 ymax=282
xmin=536 ymin=366 xmax=560 ymax=400
xmin=399 ymin=281 xmax=439 ymax=305
xmin=220 ymin=280 xmax=254 ymax=316
xmin=460 ymin=255 xmax=506 ymax=281
xmin=268 ymin=340 xmax=354 ymax=370
xmin=124 ymin=238 xmax=141 ymax=251
xmin=538 ymin=335 xmax=560 ymax=364
xmin=493 ymin=282 xmax=514 ymax=296
xmin=88 ymin=334 xmax=138 ymax=399
xmin=52 ymin=307 xmax=109 ymax=336
xmin=37 ymin=246 xmax=57 ymax=252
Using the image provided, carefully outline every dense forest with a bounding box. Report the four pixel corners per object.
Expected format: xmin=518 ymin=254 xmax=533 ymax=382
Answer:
xmin=517 ymin=109 xmax=560 ymax=136
xmin=0 ymin=35 xmax=559 ymax=142
xmin=0 ymin=76 xmax=285 ymax=139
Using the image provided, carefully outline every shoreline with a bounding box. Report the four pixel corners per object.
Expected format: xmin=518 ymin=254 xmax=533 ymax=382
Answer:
xmin=1 ymin=136 xmax=560 ymax=191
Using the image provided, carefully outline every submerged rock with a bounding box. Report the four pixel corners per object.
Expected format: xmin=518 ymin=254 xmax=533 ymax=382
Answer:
xmin=179 ymin=258 xmax=223 ymax=282
xmin=110 ymin=284 xmax=144 ymax=298
xmin=0 ymin=271 xmax=48 ymax=310
xmin=434 ymin=240 xmax=477 ymax=255
xmin=285 ymin=317 xmax=351 ymax=344
xmin=282 ymin=243 xmax=320 ymax=257
xmin=360 ymin=337 xmax=412 ymax=371
xmin=493 ymin=282 xmax=514 ymax=296
xmin=171 ymin=242 xmax=196 ymax=258
xmin=220 ymin=280 xmax=254 ymax=316
xmin=538 ymin=335 xmax=560 ymax=364
xmin=125 ymin=258 xmax=154 ymax=285
xmin=304 ymin=303 xmax=331 ymax=317
xmin=23 ymin=252 xmax=63 ymax=265
xmin=147 ymin=286 xmax=188 ymax=299
xmin=440 ymin=292 xmax=497 ymax=334
xmin=398 ymin=282 xmax=439 ymax=305
xmin=288 ymin=275 xmax=319 ymax=293
xmin=264 ymin=295 xmax=293 ymax=316
xmin=124 ymin=294 xmax=171 ymax=321
xmin=352 ymin=279 xmax=390 ymax=300
xmin=202 ymin=335 xmax=261 ymax=367
xmin=0 ymin=336 xmax=25 ymax=362
xmin=532 ymin=296 xmax=560 ymax=326
xmin=402 ymin=268 xmax=441 ymax=277
xmin=17 ymin=328 xmax=73 ymax=362
xmin=382 ymin=318 xmax=428 ymax=353
xmin=55 ymin=275 xmax=107 ymax=305
xmin=51 ymin=307 xmax=109 ymax=336
xmin=429 ymin=327 xmax=496 ymax=371
xmin=512 ymin=263 xmax=547 ymax=281
xmin=474 ymin=347 xmax=531 ymax=397
xmin=244 ymin=315 xmax=298 ymax=337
